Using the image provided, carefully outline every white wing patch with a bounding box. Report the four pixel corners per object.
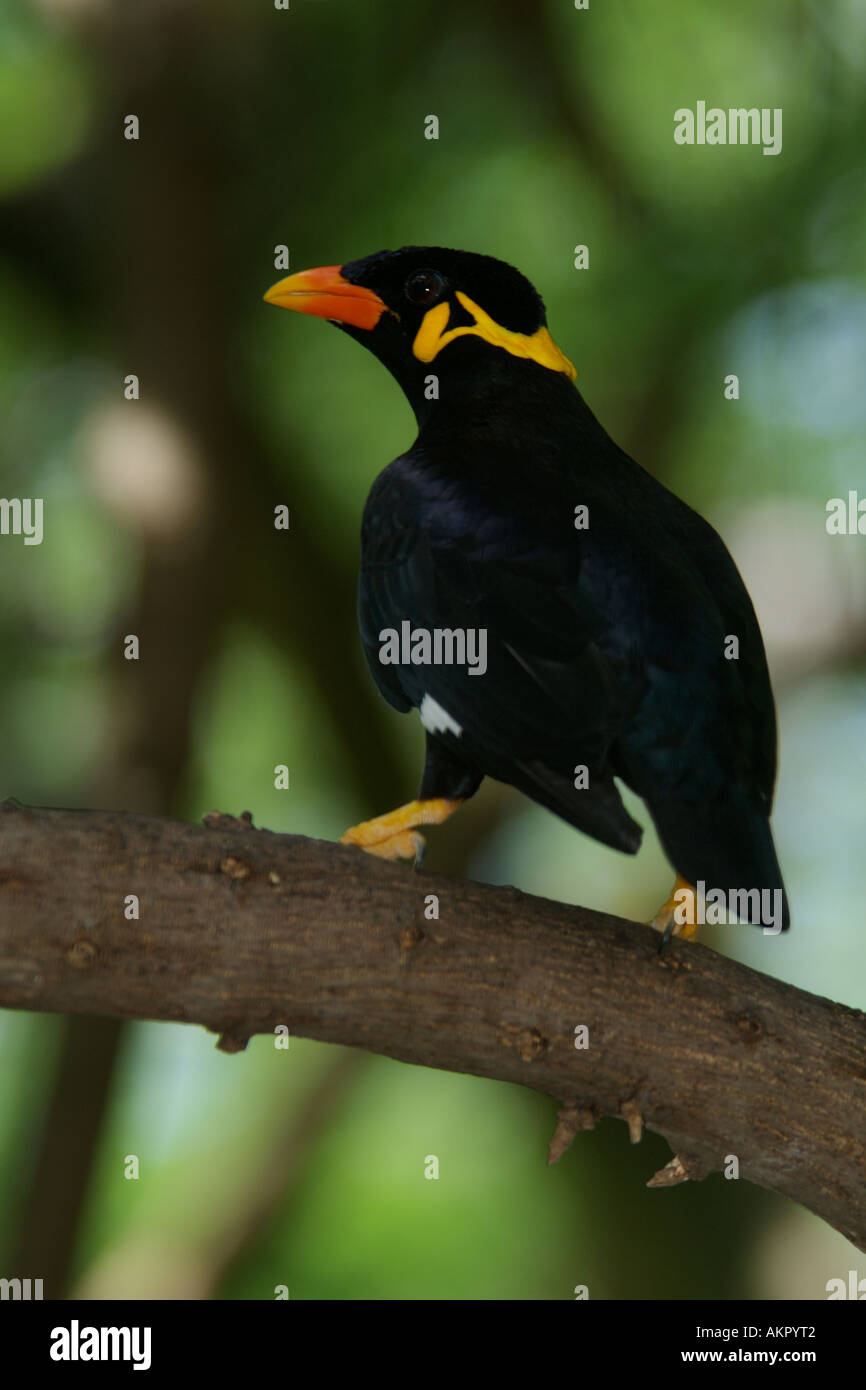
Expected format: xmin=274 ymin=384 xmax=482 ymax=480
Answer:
xmin=419 ymin=694 xmax=463 ymax=738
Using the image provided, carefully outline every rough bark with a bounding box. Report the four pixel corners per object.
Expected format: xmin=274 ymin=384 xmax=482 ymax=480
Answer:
xmin=1 ymin=799 xmax=864 ymax=1250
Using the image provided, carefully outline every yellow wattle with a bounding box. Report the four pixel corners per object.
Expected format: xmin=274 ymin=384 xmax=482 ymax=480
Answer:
xmin=412 ymin=291 xmax=576 ymax=381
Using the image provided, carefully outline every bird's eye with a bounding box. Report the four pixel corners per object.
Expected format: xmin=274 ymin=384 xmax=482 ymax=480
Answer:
xmin=404 ymin=270 xmax=447 ymax=305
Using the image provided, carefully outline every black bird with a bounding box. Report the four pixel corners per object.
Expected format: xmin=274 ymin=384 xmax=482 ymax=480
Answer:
xmin=264 ymin=247 xmax=789 ymax=938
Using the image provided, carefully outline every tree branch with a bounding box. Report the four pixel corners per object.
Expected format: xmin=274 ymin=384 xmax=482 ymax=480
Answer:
xmin=1 ymin=800 xmax=864 ymax=1250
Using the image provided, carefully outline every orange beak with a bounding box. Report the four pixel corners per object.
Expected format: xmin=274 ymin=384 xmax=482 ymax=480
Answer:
xmin=263 ymin=264 xmax=387 ymax=331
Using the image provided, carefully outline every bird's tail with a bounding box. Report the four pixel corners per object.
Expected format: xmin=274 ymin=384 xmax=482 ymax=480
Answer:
xmin=650 ymin=796 xmax=790 ymax=931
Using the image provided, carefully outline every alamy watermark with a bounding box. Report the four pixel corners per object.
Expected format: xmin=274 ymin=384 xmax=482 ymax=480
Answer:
xmin=379 ymin=621 xmax=487 ymax=676
xmin=0 ymin=1276 xmax=43 ymax=1299
xmin=674 ymin=103 xmax=782 ymax=157
xmin=50 ymin=1321 xmax=151 ymax=1371
xmin=674 ymin=881 xmax=784 ymax=935
xmin=0 ymin=498 xmax=43 ymax=545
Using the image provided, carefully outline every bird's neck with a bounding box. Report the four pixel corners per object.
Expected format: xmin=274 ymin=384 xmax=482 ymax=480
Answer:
xmin=411 ymin=360 xmax=608 ymax=460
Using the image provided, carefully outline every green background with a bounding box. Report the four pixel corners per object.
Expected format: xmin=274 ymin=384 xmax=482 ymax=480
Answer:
xmin=1 ymin=0 xmax=864 ymax=1299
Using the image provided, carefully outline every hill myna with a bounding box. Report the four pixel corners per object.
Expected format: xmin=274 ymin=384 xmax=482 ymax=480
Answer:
xmin=265 ymin=246 xmax=789 ymax=938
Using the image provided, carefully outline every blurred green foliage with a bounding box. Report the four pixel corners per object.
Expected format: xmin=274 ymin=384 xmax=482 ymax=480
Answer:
xmin=0 ymin=0 xmax=864 ymax=1299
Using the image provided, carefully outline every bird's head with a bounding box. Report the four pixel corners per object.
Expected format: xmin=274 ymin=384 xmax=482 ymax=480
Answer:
xmin=264 ymin=246 xmax=576 ymax=420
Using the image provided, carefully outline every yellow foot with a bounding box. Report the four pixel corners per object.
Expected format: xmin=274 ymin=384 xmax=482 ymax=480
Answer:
xmin=340 ymin=798 xmax=463 ymax=863
xmin=650 ymin=874 xmax=699 ymax=942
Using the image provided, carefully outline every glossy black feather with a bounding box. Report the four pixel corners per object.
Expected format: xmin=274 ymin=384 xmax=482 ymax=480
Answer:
xmin=339 ymin=247 xmax=789 ymax=926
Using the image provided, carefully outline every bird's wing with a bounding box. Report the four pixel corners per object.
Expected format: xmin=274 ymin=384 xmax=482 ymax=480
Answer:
xmin=357 ymin=456 xmax=644 ymax=852
xmin=687 ymin=521 xmax=778 ymax=807
xmin=610 ymin=493 xmax=778 ymax=812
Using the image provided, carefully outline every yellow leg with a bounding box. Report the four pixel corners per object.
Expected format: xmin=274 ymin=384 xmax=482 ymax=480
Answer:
xmin=650 ymin=874 xmax=699 ymax=942
xmin=340 ymin=797 xmax=463 ymax=863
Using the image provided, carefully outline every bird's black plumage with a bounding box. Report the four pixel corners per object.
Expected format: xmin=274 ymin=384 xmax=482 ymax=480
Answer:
xmin=267 ymin=246 xmax=789 ymax=929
